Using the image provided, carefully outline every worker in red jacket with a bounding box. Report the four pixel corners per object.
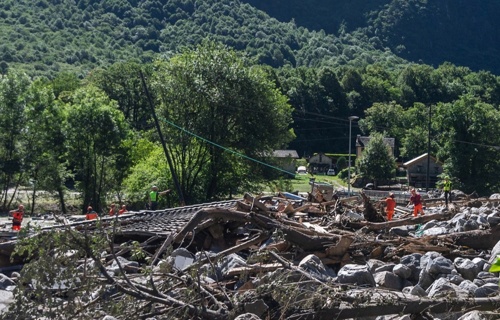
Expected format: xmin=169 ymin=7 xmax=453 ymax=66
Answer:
xmin=108 ymin=203 xmax=116 ymax=216
xmin=10 ymin=204 xmax=24 ymax=231
xmin=408 ymin=188 xmax=425 ymax=217
xmin=118 ymin=205 xmax=128 ymax=215
xmin=86 ymin=206 xmax=98 ymax=220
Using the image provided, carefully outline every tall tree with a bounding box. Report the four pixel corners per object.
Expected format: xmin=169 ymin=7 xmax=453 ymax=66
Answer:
xmin=64 ymin=85 xmax=130 ymax=213
xmin=396 ymin=64 xmax=443 ymax=107
xmin=359 ymin=101 xmax=406 ymax=158
xmin=23 ymin=79 xmax=69 ymax=214
xmin=0 ymin=71 xmax=31 ymax=211
xmin=152 ymin=41 xmax=294 ymax=203
xmin=434 ymin=95 xmax=500 ymax=195
xmin=86 ymin=62 xmax=154 ymax=131
xmin=399 ymin=102 xmax=432 ymax=160
xmin=357 ymin=132 xmax=396 ymax=187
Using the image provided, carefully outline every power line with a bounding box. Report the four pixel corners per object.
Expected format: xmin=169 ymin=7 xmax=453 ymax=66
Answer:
xmin=157 ymin=116 xmax=297 ymax=176
xmin=453 ymin=139 xmax=500 ymax=150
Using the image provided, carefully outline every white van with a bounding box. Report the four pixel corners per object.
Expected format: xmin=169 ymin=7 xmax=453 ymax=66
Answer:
xmin=326 ymin=169 xmax=336 ymax=176
xmin=297 ymin=166 xmax=307 ymax=174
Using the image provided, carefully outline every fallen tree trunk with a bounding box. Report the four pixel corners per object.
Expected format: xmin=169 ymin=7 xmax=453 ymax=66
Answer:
xmin=345 ymin=225 xmax=500 ymax=261
xmin=343 ymin=211 xmax=452 ymax=231
xmin=288 ymin=289 xmax=500 ymax=320
xmin=434 ymin=224 xmax=500 ymax=249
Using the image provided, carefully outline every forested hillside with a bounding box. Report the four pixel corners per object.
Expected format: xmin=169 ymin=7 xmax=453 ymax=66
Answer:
xmin=0 ymin=0 xmax=403 ymax=79
xmin=246 ymin=0 xmax=500 ymax=74
xmin=3 ymin=0 xmax=499 ymax=77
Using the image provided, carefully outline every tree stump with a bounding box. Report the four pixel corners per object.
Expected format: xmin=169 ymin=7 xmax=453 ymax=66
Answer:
xmin=361 ymin=191 xmax=385 ymax=222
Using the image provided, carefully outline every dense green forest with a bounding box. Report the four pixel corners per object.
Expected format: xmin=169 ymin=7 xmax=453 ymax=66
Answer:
xmin=1 ymin=0 xmax=500 ymax=212
xmin=0 ymin=0 xmax=405 ymax=78
xmin=246 ymin=0 xmax=500 ymax=74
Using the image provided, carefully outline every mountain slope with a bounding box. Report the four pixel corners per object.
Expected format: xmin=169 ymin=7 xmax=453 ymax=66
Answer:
xmin=0 ymin=0 xmax=404 ymax=78
xmin=245 ymin=0 xmax=385 ymax=34
xmin=370 ymin=0 xmax=500 ymax=74
xmin=244 ymin=0 xmax=500 ymax=74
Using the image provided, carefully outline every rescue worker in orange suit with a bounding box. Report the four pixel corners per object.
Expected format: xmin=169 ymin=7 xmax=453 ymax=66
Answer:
xmin=384 ymin=192 xmax=396 ymax=221
xmin=86 ymin=206 xmax=98 ymax=220
xmin=118 ymin=205 xmax=128 ymax=215
xmin=10 ymin=204 xmax=24 ymax=231
xmin=108 ymin=203 xmax=116 ymax=216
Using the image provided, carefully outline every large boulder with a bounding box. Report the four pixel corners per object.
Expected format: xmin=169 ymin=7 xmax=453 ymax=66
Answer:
xmin=474 ymin=283 xmax=499 ymax=298
xmin=425 ymin=256 xmax=454 ymax=276
xmin=298 ymin=254 xmax=336 ymax=282
xmin=374 ymin=271 xmax=404 ymax=290
xmin=399 ymin=253 xmax=422 ymax=282
xmin=393 ymin=264 xmax=412 ymax=279
xmin=337 ymin=264 xmax=376 ymax=287
xmin=454 ymin=257 xmax=479 ymax=281
xmin=426 ymin=277 xmax=468 ymax=298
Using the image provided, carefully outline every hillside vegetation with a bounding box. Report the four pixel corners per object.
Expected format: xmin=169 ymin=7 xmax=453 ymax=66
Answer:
xmin=0 ymin=0 xmax=405 ymax=79
xmin=3 ymin=0 xmax=499 ymax=77
xmin=246 ymin=0 xmax=500 ymax=74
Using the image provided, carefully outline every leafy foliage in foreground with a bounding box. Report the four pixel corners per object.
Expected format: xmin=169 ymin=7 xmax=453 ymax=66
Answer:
xmin=6 ymin=226 xmax=107 ymax=319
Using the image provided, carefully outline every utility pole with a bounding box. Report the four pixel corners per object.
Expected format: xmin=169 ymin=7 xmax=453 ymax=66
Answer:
xmin=426 ymin=105 xmax=431 ymax=192
xmin=139 ymin=71 xmax=186 ymax=206
xmin=348 ymin=116 xmax=359 ymax=197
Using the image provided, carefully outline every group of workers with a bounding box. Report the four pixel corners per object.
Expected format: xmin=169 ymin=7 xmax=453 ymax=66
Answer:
xmin=85 ymin=204 xmax=128 ymax=220
xmin=85 ymin=185 xmax=171 ymax=220
xmin=380 ymin=176 xmax=452 ymax=221
xmin=7 ymin=185 xmax=171 ymax=230
xmin=8 ymin=179 xmax=450 ymax=229
xmin=381 ymin=188 xmax=423 ymax=221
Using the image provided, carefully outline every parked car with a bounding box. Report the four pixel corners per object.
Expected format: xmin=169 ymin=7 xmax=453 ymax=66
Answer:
xmin=297 ymin=166 xmax=307 ymax=174
xmin=326 ymin=169 xmax=336 ymax=176
xmin=364 ymin=183 xmax=374 ymax=190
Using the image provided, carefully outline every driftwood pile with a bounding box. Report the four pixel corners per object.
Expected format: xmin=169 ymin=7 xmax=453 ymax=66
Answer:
xmin=149 ymin=191 xmax=500 ymax=319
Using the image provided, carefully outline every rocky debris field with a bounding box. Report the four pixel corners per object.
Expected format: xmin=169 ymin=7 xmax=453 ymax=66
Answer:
xmin=0 ymin=190 xmax=499 ymax=319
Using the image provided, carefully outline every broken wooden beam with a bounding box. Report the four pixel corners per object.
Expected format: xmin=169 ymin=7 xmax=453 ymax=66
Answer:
xmin=343 ymin=211 xmax=453 ymax=231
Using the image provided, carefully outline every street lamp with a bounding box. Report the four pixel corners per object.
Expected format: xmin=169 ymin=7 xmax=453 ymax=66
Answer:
xmin=348 ymin=116 xmax=359 ymax=197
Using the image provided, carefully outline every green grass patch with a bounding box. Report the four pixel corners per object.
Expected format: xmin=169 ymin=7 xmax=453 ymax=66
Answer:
xmin=267 ymin=174 xmax=346 ymax=193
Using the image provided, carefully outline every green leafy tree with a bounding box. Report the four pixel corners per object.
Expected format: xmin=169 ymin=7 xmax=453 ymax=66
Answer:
xmin=23 ymin=79 xmax=70 ymax=214
xmin=275 ymin=66 xmax=347 ymax=154
xmin=433 ymin=95 xmax=500 ymax=195
xmin=359 ymin=101 xmax=406 ymax=157
xmin=362 ymin=63 xmax=401 ymax=103
xmin=152 ymin=41 xmax=295 ymax=203
xmin=64 ymin=85 xmax=130 ymax=212
xmin=396 ymin=64 xmax=443 ymax=107
xmin=0 ymin=71 xmax=31 ymax=211
xmin=51 ymin=72 xmax=81 ymax=99
xmin=399 ymin=102 xmax=432 ymax=159
xmin=357 ymin=132 xmax=396 ymax=187
xmin=86 ymin=62 xmax=154 ymax=131
xmin=336 ymin=156 xmax=347 ymax=171
xmin=122 ymin=145 xmax=173 ymax=210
